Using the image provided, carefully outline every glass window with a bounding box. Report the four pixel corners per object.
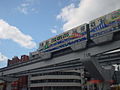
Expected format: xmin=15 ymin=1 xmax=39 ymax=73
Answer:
xmin=90 ymin=22 xmax=96 ymax=28
xmin=81 ymin=26 xmax=85 ymax=32
xmin=72 ymin=29 xmax=78 ymax=33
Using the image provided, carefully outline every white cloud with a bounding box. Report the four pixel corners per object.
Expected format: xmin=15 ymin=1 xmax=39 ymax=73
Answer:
xmin=57 ymin=0 xmax=120 ymax=31
xmin=18 ymin=6 xmax=28 ymax=14
xmin=17 ymin=0 xmax=39 ymax=14
xmin=51 ymin=29 xmax=57 ymax=34
xmin=0 ymin=19 xmax=36 ymax=49
xmin=0 ymin=53 xmax=8 ymax=62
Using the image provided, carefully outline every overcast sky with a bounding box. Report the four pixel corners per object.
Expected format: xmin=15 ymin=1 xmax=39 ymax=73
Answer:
xmin=0 ymin=0 xmax=120 ymax=68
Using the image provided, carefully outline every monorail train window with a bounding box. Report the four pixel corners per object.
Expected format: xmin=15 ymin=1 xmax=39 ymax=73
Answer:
xmin=51 ymin=38 xmax=57 ymax=43
xmin=98 ymin=18 xmax=105 ymax=24
xmin=63 ymin=33 xmax=69 ymax=38
xmin=40 ymin=43 xmax=44 ymax=47
xmin=80 ymin=26 xmax=85 ymax=32
xmin=69 ymin=30 xmax=73 ymax=34
xmin=57 ymin=35 xmax=62 ymax=40
xmin=72 ymin=29 xmax=78 ymax=33
xmin=90 ymin=21 xmax=96 ymax=28
xmin=45 ymin=40 xmax=49 ymax=45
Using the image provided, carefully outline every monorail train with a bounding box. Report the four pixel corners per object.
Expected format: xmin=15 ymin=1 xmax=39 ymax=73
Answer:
xmin=30 ymin=9 xmax=120 ymax=58
xmin=39 ymin=23 xmax=88 ymax=52
xmin=89 ymin=9 xmax=120 ymax=44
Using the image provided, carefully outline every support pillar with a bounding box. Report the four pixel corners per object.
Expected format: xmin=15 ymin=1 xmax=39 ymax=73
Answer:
xmin=98 ymin=82 xmax=111 ymax=90
xmin=6 ymin=82 xmax=12 ymax=90
xmin=28 ymin=75 xmax=31 ymax=90
xmin=81 ymin=56 xmax=114 ymax=90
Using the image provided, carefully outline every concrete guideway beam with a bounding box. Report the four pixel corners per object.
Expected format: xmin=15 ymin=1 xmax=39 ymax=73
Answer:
xmin=0 ymin=40 xmax=120 ymax=76
xmin=0 ymin=76 xmax=18 ymax=82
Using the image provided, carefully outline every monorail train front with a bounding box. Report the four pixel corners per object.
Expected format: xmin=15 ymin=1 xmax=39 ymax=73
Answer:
xmin=89 ymin=9 xmax=120 ymax=44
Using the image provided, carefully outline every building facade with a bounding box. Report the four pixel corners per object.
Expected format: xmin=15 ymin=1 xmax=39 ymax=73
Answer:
xmin=28 ymin=69 xmax=85 ymax=90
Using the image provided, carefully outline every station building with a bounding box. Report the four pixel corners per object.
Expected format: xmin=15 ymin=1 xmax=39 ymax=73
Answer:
xmin=28 ymin=69 xmax=85 ymax=90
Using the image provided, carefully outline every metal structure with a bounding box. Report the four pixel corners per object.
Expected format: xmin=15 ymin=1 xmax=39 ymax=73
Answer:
xmin=0 ymin=9 xmax=120 ymax=90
